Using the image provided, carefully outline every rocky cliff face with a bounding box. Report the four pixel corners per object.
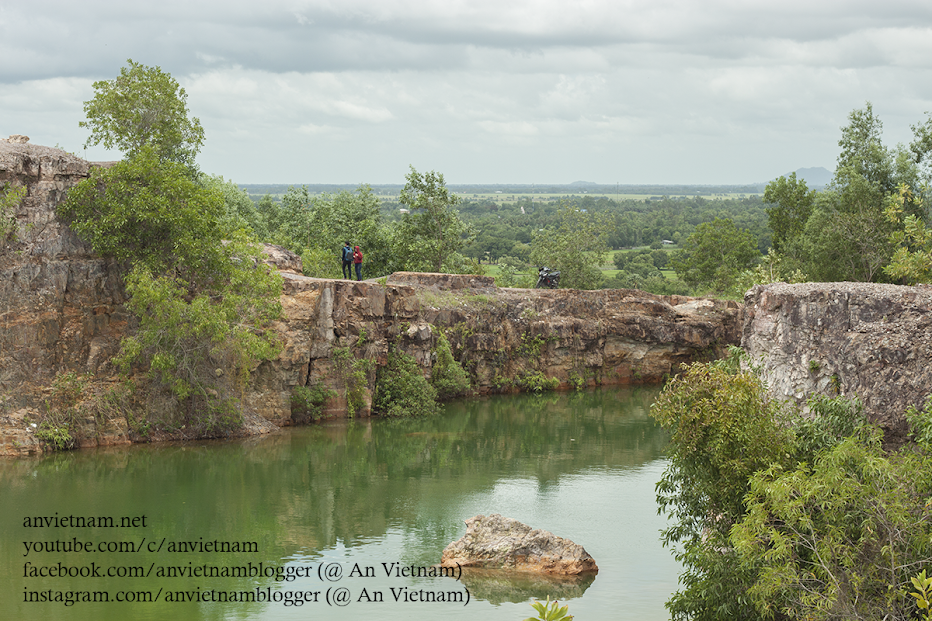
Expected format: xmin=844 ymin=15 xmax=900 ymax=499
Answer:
xmin=0 ymin=139 xmax=743 ymax=456
xmin=250 ymin=271 xmax=742 ymax=425
xmin=743 ymin=282 xmax=932 ymax=443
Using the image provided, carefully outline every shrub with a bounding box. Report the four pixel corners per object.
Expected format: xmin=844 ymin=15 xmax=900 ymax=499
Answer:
xmin=733 ymin=433 xmax=932 ymax=621
xmin=33 ymin=371 xmax=90 ymax=450
xmin=331 ymin=347 xmax=370 ymax=416
xmin=373 ymin=347 xmax=439 ymax=418
xmin=514 ymin=371 xmax=559 ymax=393
xmin=654 ymin=353 xmax=932 ymax=621
xmin=651 ymin=359 xmax=794 ymax=620
xmin=0 ymin=182 xmax=25 ymax=244
xmin=290 ymin=383 xmax=335 ymax=423
xmin=431 ymin=332 xmax=471 ymax=399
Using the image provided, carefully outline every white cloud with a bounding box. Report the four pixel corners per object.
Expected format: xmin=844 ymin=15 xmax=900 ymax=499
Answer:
xmin=3 ymin=1 xmax=932 ymax=183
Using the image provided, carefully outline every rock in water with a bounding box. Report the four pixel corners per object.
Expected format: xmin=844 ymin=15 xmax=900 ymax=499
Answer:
xmin=440 ymin=514 xmax=598 ymax=575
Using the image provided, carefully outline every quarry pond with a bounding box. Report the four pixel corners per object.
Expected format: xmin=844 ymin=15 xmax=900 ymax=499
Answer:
xmin=3 ymin=387 xmax=679 ymax=621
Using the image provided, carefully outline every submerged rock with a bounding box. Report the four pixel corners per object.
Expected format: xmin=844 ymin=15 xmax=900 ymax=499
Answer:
xmin=440 ymin=514 xmax=598 ymax=575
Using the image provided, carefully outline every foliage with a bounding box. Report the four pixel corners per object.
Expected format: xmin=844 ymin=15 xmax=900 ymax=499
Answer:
xmin=300 ymin=246 xmax=343 ymax=279
xmin=884 ymin=185 xmax=932 ymax=283
xmin=799 ymin=169 xmax=898 ymax=282
xmin=33 ymin=372 xmax=90 ymax=450
xmin=654 ymin=350 xmax=932 ymax=621
xmin=58 ymin=146 xmax=225 ymax=274
xmin=670 ymin=217 xmax=761 ymax=293
xmin=200 ymin=174 xmax=268 ymax=238
xmin=0 ymin=182 xmax=25 ymax=243
xmin=727 ymin=249 xmax=809 ymax=299
xmin=332 ymin=347 xmax=370 ymax=417
xmin=396 ymin=167 xmax=474 ymax=272
xmin=514 ymin=371 xmax=559 ymax=393
xmin=791 ymin=394 xmax=869 ymax=460
xmin=732 ymin=433 xmax=932 ymax=621
xmin=524 ymin=596 xmax=573 ymax=621
xmin=763 ymin=173 xmax=815 ymax=252
xmin=81 ymin=59 xmax=204 ymax=171
xmin=431 ymin=332 xmax=471 ymax=399
xmin=911 ymin=570 xmax=932 ymax=621
xmin=291 ymin=383 xmax=336 ymax=422
xmin=494 ymin=255 xmax=529 ymax=288
xmin=63 ymin=63 xmax=285 ymax=437
xmin=905 ymin=396 xmax=932 ymax=451
xmin=258 ymin=185 xmax=393 ymax=278
xmin=652 ymin=359 xmax=792 ymax=543
xmin=113 ymin=249 xmax=281 ymax=436
xmin=530 ymin=202 xmax=611 ymax=289
xmin=651 ymin=358 xmax=793 ymax=620
xmin=373 ymin=346 xmax=440 ymax=418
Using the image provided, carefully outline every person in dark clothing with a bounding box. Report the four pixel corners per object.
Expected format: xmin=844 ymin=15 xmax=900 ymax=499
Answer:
xmin=341 ymin=241 xmax=353 ymax=279
xmin=353 ymin=245 xmax=363 ymax=281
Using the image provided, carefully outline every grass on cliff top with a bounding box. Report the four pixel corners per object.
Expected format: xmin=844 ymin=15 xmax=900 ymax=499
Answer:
xmin=416 ymin=289 xmax=504 ymax=311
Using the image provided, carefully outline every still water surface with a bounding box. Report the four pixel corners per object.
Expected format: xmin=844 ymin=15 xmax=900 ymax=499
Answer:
xmin=2 ymin=387 xmax=679 ymax=620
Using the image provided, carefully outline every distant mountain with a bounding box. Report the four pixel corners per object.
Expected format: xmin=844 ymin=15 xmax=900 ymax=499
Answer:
xmin=568 ymin=180 xmax=599 ymax=186
xmin=790 ymin=167 xmax=833 ymax=188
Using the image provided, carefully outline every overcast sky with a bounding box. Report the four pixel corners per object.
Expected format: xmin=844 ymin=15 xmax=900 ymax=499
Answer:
xmin=3 ymin=1 xmax=932 ymax=185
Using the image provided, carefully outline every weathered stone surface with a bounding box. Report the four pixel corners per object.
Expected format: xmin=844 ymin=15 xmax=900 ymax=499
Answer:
xmin=259 ymin=244 xmax=302 ymax=274
xmin=440 ymin=514 xmax=598 ymax=575
xmin=743 ymin=282 xmax=932 ymax=443
xmin=387 ymin=271 xmax=496 ymax=290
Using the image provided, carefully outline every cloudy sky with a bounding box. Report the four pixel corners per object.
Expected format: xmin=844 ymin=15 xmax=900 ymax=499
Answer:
xmin=3 ymin=1 xmax=932 ymax=185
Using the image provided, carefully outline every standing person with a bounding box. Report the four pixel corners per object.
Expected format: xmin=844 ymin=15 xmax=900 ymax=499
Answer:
xmin=353 ymin=245 xmax=363 ymax=281
xmin=341 ymin=241 xmax=353 ymax=279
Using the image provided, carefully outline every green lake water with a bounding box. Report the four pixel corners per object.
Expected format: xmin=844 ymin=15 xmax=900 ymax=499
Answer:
xmin=2 ymin=387 xmax=680 ymax=620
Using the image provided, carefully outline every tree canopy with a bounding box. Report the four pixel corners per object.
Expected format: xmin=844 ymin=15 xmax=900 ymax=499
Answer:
xmin=530 ymin=202 xmax=611 ymax=289
xmin=670 ymin=217 xmax=760 ymax=292
xmin=81 ymin=59 xmax=205 ymax=171
xmin=396 ymin=167 xmax=473 ymax=272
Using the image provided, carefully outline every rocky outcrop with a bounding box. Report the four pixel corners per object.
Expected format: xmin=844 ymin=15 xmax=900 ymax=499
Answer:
xmin=440 ymin=514 xmax=598 ymax=575
xmin=743 ymin=282 xmax=932 ymax=442
xmin=0 ymin=141 xmax=743 ymax=456
xmin=248 ymin=272 xmax=743 ymax=425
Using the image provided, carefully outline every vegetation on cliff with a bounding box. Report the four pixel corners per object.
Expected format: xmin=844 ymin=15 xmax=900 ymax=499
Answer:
xmin=0 ymin=182 xmax=26 ymax=243
xmin=56 ymin=60 xmax=282 ymax=440
xmin=652 ymin=353 xmax=932 ymax=620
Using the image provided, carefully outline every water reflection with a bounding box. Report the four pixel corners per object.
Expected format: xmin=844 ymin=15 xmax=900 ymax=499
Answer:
xmin=1 ymin=386 xmax=675 ymax=620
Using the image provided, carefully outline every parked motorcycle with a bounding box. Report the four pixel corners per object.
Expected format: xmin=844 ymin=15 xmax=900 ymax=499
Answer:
xmin=535 ymin=266 xmax=560 ymax=289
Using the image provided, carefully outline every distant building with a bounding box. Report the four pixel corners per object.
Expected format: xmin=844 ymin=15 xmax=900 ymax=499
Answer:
xmin=662 ymin=240 xmax=674 ymax=245
xmin=399 ymin=209 xmax=410 ymax=214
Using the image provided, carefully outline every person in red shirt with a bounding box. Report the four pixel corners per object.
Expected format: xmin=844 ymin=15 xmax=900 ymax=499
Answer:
xmin=353 ymin=246 xmax=363 ymax=281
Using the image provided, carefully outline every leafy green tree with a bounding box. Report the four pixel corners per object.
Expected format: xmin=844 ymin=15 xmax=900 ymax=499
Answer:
xmin=114 ymin=241 xmax=282 ymax=436
xmin=884 ymin=185 xmax=932 ymax=283
xmin=258 ymin=184 xmax=392 ymax=278
xmin=200 ymin=174 xmax=268 ymax=239
xmin=62 ymin=63 xmax=281 ymax=436
xmin=798 ymin=171 xmax=897 ymax=282
xmin=670 ymin=218 xmax=760 ymax=292
xmin=651 ymin=356 xmax=793 ymax=620
xmin=58 ymin=146 xmax=224 ymax=275
xmin=81 ymin=59 xmax=205 ymax=171
xmin=396 ymin=167 xmax=473 ymax=272
xmin=530 ymin=202 xmax=610 ymax=289
xmin=763 ymin=173 xmax=815 ymax=252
